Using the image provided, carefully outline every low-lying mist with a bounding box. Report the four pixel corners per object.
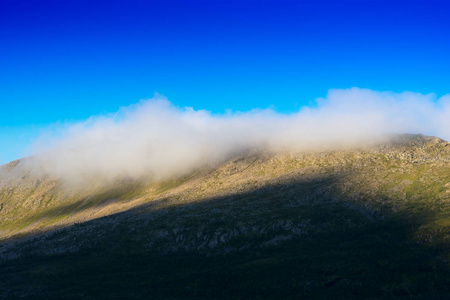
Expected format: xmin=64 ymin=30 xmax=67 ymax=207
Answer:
xmin=27 ymin=88 xmax=450 ymax=186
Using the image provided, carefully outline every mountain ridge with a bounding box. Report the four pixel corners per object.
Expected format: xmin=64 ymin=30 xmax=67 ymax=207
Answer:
xmin=1 ymin=133 xmax=449 ymax=244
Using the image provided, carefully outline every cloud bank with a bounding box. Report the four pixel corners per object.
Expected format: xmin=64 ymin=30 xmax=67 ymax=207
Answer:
xmin=31 ymin=88 xmax=450 ymax=185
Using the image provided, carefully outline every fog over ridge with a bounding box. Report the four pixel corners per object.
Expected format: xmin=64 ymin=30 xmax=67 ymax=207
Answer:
xmin=29 ymin=88 xmax=450 ymax=185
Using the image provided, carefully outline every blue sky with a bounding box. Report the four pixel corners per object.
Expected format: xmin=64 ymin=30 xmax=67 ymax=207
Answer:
xmin=1 ymin=0 xmax=449 ymax=164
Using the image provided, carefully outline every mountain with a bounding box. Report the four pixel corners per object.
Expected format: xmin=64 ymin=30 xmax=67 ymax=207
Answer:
xmin=0 ymin=134 xmax=449 ymax=299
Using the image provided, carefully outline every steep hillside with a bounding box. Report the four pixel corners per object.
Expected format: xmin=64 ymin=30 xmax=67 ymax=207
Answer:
xmin=0 ymin=134 xmax=450 ymax=299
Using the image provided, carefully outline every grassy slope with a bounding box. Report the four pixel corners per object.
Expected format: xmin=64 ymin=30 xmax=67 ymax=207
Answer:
xmin=0 ymin=134 xmax=449 ymax=299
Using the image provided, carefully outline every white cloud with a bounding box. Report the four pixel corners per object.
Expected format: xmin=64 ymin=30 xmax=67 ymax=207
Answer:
xmin=29 ymin=88 xmax=450 ymax=185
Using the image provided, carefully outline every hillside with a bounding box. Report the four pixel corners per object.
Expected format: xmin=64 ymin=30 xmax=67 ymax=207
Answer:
xmin=0 ymin=134 xmax=450 ymax=299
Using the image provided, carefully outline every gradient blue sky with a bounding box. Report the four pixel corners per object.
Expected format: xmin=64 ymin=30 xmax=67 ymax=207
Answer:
xmin=1 ymin=0 xmax=449 ymax=164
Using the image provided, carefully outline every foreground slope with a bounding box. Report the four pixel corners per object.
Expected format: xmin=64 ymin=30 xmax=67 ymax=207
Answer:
xmin=0 ymin=134 xmax=450 ymax=299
